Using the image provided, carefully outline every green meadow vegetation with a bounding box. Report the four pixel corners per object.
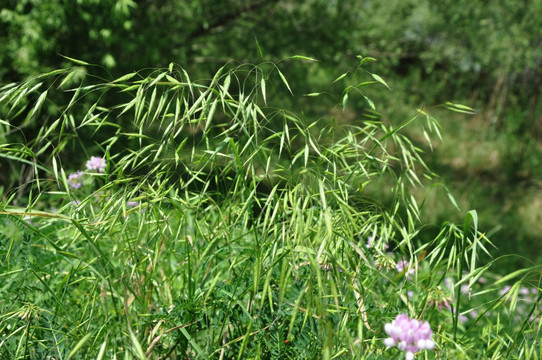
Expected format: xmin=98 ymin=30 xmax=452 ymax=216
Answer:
xmin=1 ymin=1 xmax=541 ymax=359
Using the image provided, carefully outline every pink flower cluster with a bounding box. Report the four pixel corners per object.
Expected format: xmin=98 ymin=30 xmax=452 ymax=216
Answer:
xmin=383 ymin=313 xmax=435 ymax=360
xmin=67 ymin=156 xmax=106 ymax=189
xmin=67 ymin=170 xmax=84 ymax=189
xmin=86 ymin=156 xmax=106 ymax=173
xmin=396 ymin=260 xmax=415 ymax=277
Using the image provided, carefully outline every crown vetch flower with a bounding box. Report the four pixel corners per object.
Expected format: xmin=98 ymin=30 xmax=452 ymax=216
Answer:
xmin=428 ymin=286 xmax=453 ymax=311
xmin=396 ymin=260 xmax=415 ymax=277
xmin=375 ymin=253 xmax=396 ymax=271
xmin=67 ymin=170 xmax=84 ymax=189
xmin=126 ymin=201 xmax=139 ymax=208
xmin=86 ymin=156 xmax=106 ymax=173
xmin=383 ymin=313 xmax=435 ymax=360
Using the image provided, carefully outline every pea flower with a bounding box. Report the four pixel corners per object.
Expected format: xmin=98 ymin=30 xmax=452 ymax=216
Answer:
xmin=428 ymin=286 xmax=452 ymax=311
xmin=86 ymin=156 xmax=106 ymax=173
xmin=383 ymin=313 xmax=435 ymax=360
xmin=396 ymin=260 xmax=415 ymax=277
xmin=519 ymin=287 xmax=530 ymax=295
xmin=67 ymin=171 xmax=84 ymax=189
xmin=375 ymin=253 xmax=396 ymax=271
xmin=319 ymin=263 xmax=343 ymax=272
xmin=126 ymin=201 xmax=139 ymax=208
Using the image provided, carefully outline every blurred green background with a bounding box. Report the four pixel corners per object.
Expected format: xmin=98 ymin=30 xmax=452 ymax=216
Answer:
xmin=1 ymin=0 xmax=541 ymax=271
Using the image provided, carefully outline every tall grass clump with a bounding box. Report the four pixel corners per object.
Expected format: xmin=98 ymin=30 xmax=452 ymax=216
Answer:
xmin=0 ymin=57 xmax=541 ymax=359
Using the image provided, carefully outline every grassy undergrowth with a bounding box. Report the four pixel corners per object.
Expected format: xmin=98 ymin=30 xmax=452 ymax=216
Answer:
xmin=0 ymin=58 xmax=541 ymax=359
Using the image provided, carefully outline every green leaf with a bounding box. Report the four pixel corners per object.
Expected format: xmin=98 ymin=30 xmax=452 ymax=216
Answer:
xmin=447 ymin=191 xmax=460 ymax=211
xmin=261 ymin=77 xmax=267 ymax=105
xmin=371 ymin=73 xmax=391 ymax=90
xmin=57 ymin=70 xmax=78 ymax=89
xmin=290 ymin=55 xmax=318 ymax=62
xmin=67 ymin=334 xmax=93 ymax=359
xmin=277 ymin=69 xmax=293 ymax=95
xmin=255 ymin=36 xmax=264 ymax=60
xmin=357 ymin=56 xmax=377 ymax=66
xmin=112 ymin=72 xmax=137 ymax=83
xmin=210 ymin=65 xmax=225 ymax=89
xmin=342 ymin=93 xmax=349 ymax=108
xmin=37 ymin=69 xmax=69 ymax=79
xmin=237 ymin=321 xmax=253 ymax=360
xmin=130 ymin=330 xmax=147 ymax=360
xmin=27 ymin=90 xmax=48 ymax=121
xmin=443 ymin=102 xmax=476 ymax=114
xmin=332 ymin=72 xmax=348 ymax=83
xmin=463 ymin=210 xmax=478 ymax=239
xmin=362 ymin=94 xmax=375 ymax=110
xmin=60 ymin=55 xmax=90 ymax=66
xmin=495 ymin=268 xmax=533 ymax=286
xmin=96 ymin=340 xmax=107 ymax=360
xmin=222 ymin=74 xmax=231 ymax=93
xmin=205 ymin=98 xmax=218 ymax=132
xmin=149 ymin=71 xmax=166 ymax=87
xmin=179 ymin=327 xmax=206 ymax=358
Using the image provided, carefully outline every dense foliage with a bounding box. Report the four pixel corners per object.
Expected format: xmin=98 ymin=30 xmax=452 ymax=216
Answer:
xmin=1 ymin=1 xmax=541 ymax=359
xmin=1 ymin=0 xmax=542 ymax=268
xmin=0 ymin=57 xmax=541 ymax=359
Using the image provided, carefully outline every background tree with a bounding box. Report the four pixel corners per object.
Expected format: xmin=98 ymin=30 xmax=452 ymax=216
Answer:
xmin=1 ymin=0 xmax=541 ymax=269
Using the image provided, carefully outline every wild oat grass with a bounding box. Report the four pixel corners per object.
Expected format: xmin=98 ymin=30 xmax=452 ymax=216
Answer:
xmin=0 ymin=57 xmax=540 ymax=359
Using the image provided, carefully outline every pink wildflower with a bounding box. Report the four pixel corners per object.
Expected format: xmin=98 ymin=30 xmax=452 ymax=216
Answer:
xmin=519 ymin=287 xmax=530 ymax=295
xmin=458 ymin=314 xmax=468 ymax=324
xmin=500 ymin=285 xmax=511 ymax=296
xmin=383 ymin=313 xmax=435 ymax=360
xmin=86 ymin=156 xmax=106 ymax=173
xmin=396 ymin=260 xmax=415 ymax=277
xmin=67 ymin=170 xmax=84 ymax=189
xmin=428 ymin=286 xmax=452 ymax=311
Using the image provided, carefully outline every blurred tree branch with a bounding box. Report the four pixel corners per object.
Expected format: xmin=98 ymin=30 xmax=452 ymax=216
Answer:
xmin=185 ymin=0 xmax=281 ymax=41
